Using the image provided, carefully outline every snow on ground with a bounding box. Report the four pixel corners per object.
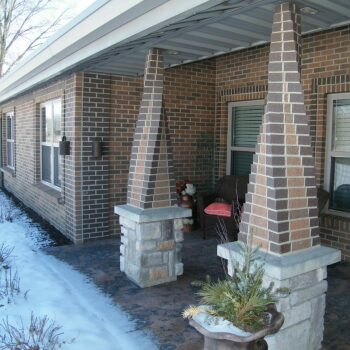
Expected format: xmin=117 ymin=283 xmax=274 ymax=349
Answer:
xmin=0 ymin=192 xmax=158 ymax=350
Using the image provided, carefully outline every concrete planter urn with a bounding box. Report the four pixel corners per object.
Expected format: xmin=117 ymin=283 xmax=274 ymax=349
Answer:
xmin=189 ymin=305 xmax=284 ymax=350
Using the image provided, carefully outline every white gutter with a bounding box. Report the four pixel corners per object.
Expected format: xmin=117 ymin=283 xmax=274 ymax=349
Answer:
xmin=0 ymin=0 xmax=222 ymax=104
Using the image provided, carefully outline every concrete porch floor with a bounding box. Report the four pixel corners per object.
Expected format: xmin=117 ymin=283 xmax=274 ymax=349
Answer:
xmin=45 ymin=231 xmax=350 ymax=350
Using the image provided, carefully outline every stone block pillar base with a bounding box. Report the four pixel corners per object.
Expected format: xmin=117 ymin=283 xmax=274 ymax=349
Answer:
xmin=115 ymin=205 xmax=191 ymax=287
xmin=218 ymin=243 xmax=341 ymax=350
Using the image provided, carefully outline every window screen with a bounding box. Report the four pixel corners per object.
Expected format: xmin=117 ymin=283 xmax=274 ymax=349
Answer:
xmin=40 ymin=99 xmax=61 ymax=189
xmin=229 ymin=103 xmax=264 ymax=176
xmin=329 ymin=99 xmax=350 ymax=213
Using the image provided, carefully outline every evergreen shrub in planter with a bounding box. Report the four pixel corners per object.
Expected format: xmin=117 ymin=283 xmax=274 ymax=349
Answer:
xmin=183 ymin=231 xmax=286 ymax=350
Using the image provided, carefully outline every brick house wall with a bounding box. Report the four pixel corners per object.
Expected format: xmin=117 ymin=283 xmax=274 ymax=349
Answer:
xmin=0 ymin=62 xmax=216 ymax=240
xmin=0 ymin=25 xmax=349 ymax=259
xmin=164 ymin=60 xmax=216 ymax=191
xmin=0 ymin=77 xmax=74 ymax=235
xmin=80 ymin=73 xmax=112 ymax=240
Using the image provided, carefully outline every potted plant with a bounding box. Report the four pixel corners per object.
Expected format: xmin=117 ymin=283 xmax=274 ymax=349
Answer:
xmin=183 ymin=231 xmax=285 ymax=350
xmin=177 ymin=179 xmax=197 ymax=232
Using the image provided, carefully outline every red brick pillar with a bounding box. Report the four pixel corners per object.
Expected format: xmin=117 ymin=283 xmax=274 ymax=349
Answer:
xmin=218 ymin=4 xmax=340 ymax=349
xmin=115 ymin=48 xmax=190 ymax=287
xmin=127 ymin=48 xmax=177 ymax=209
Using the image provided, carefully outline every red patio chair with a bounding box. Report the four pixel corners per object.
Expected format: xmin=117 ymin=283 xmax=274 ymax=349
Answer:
xmin=197 ymin=175 xmax=249 ymax=240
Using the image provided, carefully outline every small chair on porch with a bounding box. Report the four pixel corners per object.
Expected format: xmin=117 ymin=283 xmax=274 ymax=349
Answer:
xmin=197 ymin=175 xmax=249 ymax=240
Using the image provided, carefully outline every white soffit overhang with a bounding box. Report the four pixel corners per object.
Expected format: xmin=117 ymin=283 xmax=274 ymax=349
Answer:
xmin=0 ymin=0 xmax=350 ymax=104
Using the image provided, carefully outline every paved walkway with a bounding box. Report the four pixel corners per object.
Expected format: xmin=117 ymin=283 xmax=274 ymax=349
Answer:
xmin=45 ymin=232 xmax=350 ymax=350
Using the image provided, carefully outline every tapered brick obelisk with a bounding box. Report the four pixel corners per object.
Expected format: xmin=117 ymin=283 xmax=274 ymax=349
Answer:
xmin=218 ymin=3 xmax=340 ymax=349
xmin=238 ymin=2 xmax=319 ymax=254
xmin=127 ymin=48 xmax=177 ymax=209
xmin=115 ymin=48 xmax=190 ymax=287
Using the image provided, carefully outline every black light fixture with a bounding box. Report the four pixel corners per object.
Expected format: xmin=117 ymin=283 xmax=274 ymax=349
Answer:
xmin=91 ymin=137 xmax=103 ymax=158
xmin=59 ymin=136 xmax=70 ymax=156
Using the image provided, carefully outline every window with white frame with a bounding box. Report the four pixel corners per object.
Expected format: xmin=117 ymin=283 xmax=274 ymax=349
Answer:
xmin=325 ymin=93 xmax=350 ymax=213
xmin=40 ymin=99 xmax=61 ymax=189
xmin=227 ymin=100 xmax=264 ymax=176
xmin=6 ymin=112 xmax=14 ymax=169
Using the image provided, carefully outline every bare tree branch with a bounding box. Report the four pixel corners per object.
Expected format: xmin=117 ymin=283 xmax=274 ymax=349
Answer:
xmin=0 ymin=0 xmax=70 ymax=76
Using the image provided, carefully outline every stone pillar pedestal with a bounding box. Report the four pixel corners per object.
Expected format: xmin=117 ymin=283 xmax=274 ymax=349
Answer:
xmin=218 ymin=243 xmax=341 ymax=350
xmin=115 ymin=204 xmax=191 ymax=287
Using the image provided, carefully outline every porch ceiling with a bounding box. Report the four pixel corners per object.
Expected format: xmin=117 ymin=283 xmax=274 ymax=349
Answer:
xmin=0 ymin=0 xmax=349 ymax=103
xmin=83 ymin=0 xmax=350 ymax=75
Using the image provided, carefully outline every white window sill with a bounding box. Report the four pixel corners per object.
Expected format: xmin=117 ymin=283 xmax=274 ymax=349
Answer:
xmin=34 ymin=183 xmax=63 ymax=204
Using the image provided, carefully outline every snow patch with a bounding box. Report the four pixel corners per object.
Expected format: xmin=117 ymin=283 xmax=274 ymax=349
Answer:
xmin=193 ymin=308 xmax=252 ymax=337
xmin=0 ymin=193 xmax=157 ymax=350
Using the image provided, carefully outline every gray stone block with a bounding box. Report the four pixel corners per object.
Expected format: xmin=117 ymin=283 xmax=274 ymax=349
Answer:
xmin=162 ymin=220 xmax=174 ymax=240
xmin=120 ymin=235 xmax=128 ymax=244
xmin=127 ymin=228 xmax=136 ymax=240
xmin=168 ymin=251 xmax=175 ymax=276
xmin=309 ymin=294 xmax=326 ymax=350
xmin=174 ymin=229 xmax=184 ymax=242
xmin=175 ymin=262 xmax=184 ymax=276
xmin=142 ymin=252 xmax=163 ymax=267
xmin=174 ymin=218 xmax=183 ymax=230
xmin=289 ymin=268 xmax=325 ymax=290
xmin=136 ymin=222 xmax=162 ymax=240
xmin=136 ymin=222 xmax=162 ymax=241
xmin=126 ymin=262 xmax=140 ymax=280
xmin=162 ymin=251 xmax=169 ymax=263
xmin=120 ymin=256 xmax=125 ymax=272
xmin=281 ymin=300 xmax=311 ymax=329
xmin=119 ymin=216 xmax=136 ymax=230
xmin=266 ymin=319 xmax=310 ymax=350
xmin=290 ymin=280 xmax=327 ymax=306
xmin=276 ymin=294 xmax=291 ymax=312
xmin=136 ymin=239 xmax=157 ymax=251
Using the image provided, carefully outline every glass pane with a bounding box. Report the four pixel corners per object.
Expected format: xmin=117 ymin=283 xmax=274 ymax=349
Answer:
xmin=41 ymin=107 xmax=46 ymax=142
xmin=42 ymin=105 xmax=53 ymax=143
xmin=53 ymin=147 xmax=61 ymax=187
xmin=53 ymin=101 xmax=61 ymax=143
xmin=231 ymin=151 xmax=254 ymax=176
xmin=41 ymin=145 xmax=51 ymax=183
xmin=330 ymin=157 xmax=350 ymax=213
xmin=232 ymin=105 xmax=264 ymax=148
xmin=7 ymin=142 xmax=13 ymax=167
xmin=7 ymin=115 xmax=12 ymax=140
xmin=333 ymin=99 xmax=350 ymax=152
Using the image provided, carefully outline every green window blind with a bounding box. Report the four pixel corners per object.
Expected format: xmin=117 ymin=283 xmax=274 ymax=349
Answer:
xmin=231 ymin=151 xmax=254 ymax=176
xmin=232 ymin=105 xmax=264 ymax=148
xmin=230 ymin=103 xmax=264 ymax=176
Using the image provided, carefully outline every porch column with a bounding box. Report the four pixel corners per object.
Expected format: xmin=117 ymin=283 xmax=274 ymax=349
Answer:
xmin=115 ymin=48 xmax=190 ymax=287
xmin=218 ymin=3 xmax=340 ymax=350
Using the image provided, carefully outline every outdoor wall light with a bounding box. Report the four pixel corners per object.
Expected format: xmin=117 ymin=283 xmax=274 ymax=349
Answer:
xmin=59 ymin=136 xmax=70 ymax=156
xmin=91 ymin=137 xmax=103 ymax=158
